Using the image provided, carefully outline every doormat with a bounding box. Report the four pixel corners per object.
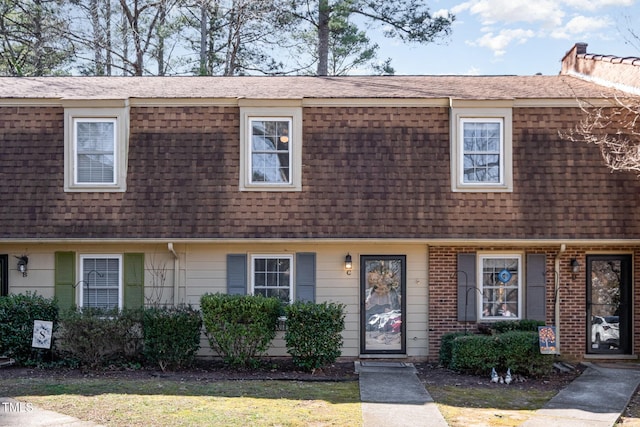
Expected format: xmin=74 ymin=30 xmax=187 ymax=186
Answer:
xmin=359 ymin=361 xmax=413 ymax=368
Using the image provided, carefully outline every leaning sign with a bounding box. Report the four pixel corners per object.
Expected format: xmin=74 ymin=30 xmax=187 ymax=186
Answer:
xmin=31 ymin=320 xmax=53 ymax=349
xmin=538 ymin=325 xmax=558 ymax=354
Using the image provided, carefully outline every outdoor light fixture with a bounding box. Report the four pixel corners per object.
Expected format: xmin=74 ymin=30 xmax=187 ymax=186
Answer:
xmin=345 ymin=253 xmax=353 ymax=275
xmin=16 ymin=255 xmax=28 ymax=277
xmin=571 ymin=258 xmax=580 ymax=279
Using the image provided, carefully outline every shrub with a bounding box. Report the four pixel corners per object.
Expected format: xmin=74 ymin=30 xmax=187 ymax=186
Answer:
xmin=0 ymin=292 xmax=58 ymax=365
xmin=485 ymin=319 xmax=545 ymax=334
xmin=438 ymin=331 xmax=468 ymax=368
xmin=200 ymin=293 xmax=281 ymax=368
xmin=143 ymin=306 xmax=202 ymax=371
xmin=448 ymin=330 xmax=555 ymax=378
xmin=57 ymin=308 xmax=143 ymax=368
xmin=499 ymin=331 xmax=554 ymax=377
xmin=284 ymin=301 xmax=345 ymax=372
xmin=450 ymin=334 xmax=501 ymax=375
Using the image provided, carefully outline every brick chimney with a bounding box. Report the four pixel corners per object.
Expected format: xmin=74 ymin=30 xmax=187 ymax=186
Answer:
xmin=560 ymin=42 xmax=640 ymax=94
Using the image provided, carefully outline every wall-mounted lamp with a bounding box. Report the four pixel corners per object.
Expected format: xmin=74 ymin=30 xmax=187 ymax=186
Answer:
xmin=16 ymin=255 xmax=28 ymax=277
xmin=571 ymin=258 xmax=580 ymax=279
xmin=345 ymin=253 xmax=353 ymax=275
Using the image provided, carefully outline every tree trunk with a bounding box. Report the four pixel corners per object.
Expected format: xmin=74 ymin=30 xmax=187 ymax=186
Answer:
xmin=316 ymin=0 xmax=330 ymax=76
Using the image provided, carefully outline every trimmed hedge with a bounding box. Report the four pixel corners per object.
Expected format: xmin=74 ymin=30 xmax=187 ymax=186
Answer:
xmin=0 ymin=292 xmax=58 ymax=365
xmin=438 ymin=331 xmax=468 ymax=368
xmin=200 ymin=293 xmax=281 ymax=367
xmin=284 ymin=301 xmax=345 ymax=371
xmin=446 ymin=330 xmax=554 ymax=377
xmin=143 ymin=306 xmax=202 ymax=371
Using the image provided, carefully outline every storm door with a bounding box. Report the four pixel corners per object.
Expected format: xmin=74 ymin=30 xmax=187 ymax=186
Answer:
xmin=0 ymin=255 xmax=7 ymax=296
xmin=360 ymin=255 xmax=406 ymax=354
xmin=587 ymin=255 xmax=632 ymax=354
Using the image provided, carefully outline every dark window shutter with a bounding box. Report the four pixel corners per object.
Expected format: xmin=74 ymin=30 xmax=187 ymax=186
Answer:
xmin=123 ymin=253 xmax=144 ymax=309
xmin=526 ymin=254 xmax=547 ymax=322
xmin=227 ymin=254 xmax=247 ymax=295
xmin=295 ymin=252 xmax=316 ymax=302
xmin=55 ymin=251 xmax=76 ymax=312
xmin=457 ymin=253 xmax=477 ymax=322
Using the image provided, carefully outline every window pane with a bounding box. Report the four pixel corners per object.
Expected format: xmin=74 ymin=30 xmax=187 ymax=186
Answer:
xmin=76 ymin=121 xmax=116 ymax=184
xmin=462 ymin=121 xmax=502 ymax=184
xmin=250 ymin=119 xmax=290 ymax=184
xmin=253 ymin=256 xmax=292 ymax=303
xmin=81 ymin=257 xmax=120 ymax=309
xmin=480 ymin=256 xmax=519 ymax=319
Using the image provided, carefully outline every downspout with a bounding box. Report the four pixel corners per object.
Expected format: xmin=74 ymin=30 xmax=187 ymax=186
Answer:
xmin=168 ymin=243 xmax=179 ymax=306
xmin=554 ymin=244 xmax=567 ymax=354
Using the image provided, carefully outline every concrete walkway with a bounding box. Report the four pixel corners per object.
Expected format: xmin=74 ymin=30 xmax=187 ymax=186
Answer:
xmin=356 ymin=361 xmax=448 ymax=427
xmin=358 ymin=361 xmax=640 ymax=427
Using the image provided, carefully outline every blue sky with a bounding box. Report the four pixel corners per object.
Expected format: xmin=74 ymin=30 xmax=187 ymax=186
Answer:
xmin=372 ymin=0 xmax=640 ymax=76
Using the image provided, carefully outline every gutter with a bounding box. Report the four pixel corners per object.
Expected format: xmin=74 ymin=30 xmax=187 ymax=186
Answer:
xmin=168 ymin=243 xmax=179 ymax=306
xmin=554 ymin=244 xmax=567 ymax=353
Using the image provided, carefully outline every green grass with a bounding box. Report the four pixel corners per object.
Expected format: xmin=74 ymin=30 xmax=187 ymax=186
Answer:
xmin=1 ymin=378 xmax=362 ymax=427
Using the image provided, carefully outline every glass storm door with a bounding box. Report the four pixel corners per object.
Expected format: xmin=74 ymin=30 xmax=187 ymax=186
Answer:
xmin=587 ymin=255 xmax=632 ymax=354
xmin=360 ymin=255 xmax=406 ymax=354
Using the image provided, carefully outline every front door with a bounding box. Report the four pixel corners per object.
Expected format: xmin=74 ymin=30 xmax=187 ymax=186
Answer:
xmin=587 ymin=254 xmax=632 ymax=354
xmin=360 ymin=255 xmax=406 ymax=354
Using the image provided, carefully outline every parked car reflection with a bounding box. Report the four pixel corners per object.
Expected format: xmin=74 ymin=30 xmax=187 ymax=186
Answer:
xmin=591 ymin=315 xmax=619 ymax=348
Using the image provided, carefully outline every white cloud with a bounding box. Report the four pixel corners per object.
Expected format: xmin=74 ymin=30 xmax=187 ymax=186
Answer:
xmin=550 ymin=15 xmax=613 ymax=39
xmin=560 ymin=0 xmax=635 ymax=12
xmin=456 ymin=0 xmax=565 ymax=26
xmin=433 ymin=9 xmax=451 ymax=19
xmin=469 ymin=28 xmax=536 ymax=56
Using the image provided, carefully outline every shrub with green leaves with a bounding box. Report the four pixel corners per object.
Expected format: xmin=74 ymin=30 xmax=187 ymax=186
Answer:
xmin=438 ymin=331 xmax=468 ymax=368
xmin=499 ymin=331 xmax=554 ymax=377
xmin=450 ymin=334 xmax=501 ymax=374
xmin=143 ymin=306 xmax=202 ymax=371
xmin=57 ymin=308 xmax=143 ymax=368
xmin=0 ymin=292 xmax=58 ymax=365
xmin=448 ymin=330 xmax=554 ymax=378
xmin=487 ymin=319 xmax=545 ymax=334
xmin=284 ymin=301 xmax=345 ymax=372
xmin=200 ymin=293 xmax=281 ymax=368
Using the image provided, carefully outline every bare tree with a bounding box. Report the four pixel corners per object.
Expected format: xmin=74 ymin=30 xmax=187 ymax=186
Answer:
xmin=563 ymin=97 xmax=640 ymax=174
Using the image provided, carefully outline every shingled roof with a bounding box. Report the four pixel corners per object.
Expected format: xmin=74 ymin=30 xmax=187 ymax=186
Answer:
xmin=0 ymin=74 xmax=624 ymax=102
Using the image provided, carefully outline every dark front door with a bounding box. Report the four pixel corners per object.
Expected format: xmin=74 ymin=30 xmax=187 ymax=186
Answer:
xmin=360 ymin=255 xmax=406 ymax=354
xmin=0 ymin=255 xmax=7 ymax=296
xmin=587 ymin=254 xmax=632 ymax=354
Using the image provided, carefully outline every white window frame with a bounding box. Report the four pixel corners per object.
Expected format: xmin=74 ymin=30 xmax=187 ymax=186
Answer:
xmin=240 ymin=106 xmax=302 ymax=191
xmin=78 ymin=254 xmax=123 ymax=310
xmin=64 ymin=107 xmax=129 ymax=192
xmin=250 ymin=254 xmax=294 ymax=303
xmin=450 ymin=107 xmax=513 ymax=192
xmin=478 ymin=253 xmax=522 ymax=321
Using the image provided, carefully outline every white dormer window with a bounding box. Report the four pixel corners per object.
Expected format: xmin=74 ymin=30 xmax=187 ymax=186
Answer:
xmin=64 ymin=106 xmax=129 ymax=192
xmin=239 ymin=105 xmax=302 ymax=191
xmin=451 ymin=107 xmax=513 ymax=192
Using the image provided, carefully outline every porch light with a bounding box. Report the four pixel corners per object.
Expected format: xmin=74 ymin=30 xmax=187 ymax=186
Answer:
xmin=571 ymin=258 xmax=580 ymax=278
xmin=16 ymin=255 xmax=28 ymax=277
xmin=345 ymin=254 xmax=353 ymax=275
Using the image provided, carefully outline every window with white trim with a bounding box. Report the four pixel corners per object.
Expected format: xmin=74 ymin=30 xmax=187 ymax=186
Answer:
xmin=79 ymin=255 xmax=123 ymax=310
xmin=240 ymin=106 xmax=302 ymax=191
xmin=451 ymin=108 xmax=512 ymax=192
xmin=64 ymin=107 xmax=129 ymax=192
xmin=251 ymin=254 xmax=293 ymax=303
xmin=479 ymin=254 xmax=521 ymax=320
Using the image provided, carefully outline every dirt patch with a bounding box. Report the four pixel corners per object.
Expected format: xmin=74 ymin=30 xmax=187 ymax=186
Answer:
xmin=0 ymin=359 xmax=582 ymax=391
